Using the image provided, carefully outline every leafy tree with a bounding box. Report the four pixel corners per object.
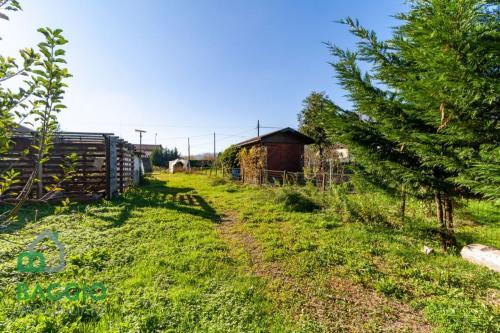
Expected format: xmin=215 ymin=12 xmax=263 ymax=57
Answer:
xmin=150 ymin=147 xmax=166 ymax=167
xmin=322 ymin=0 xmax=499 ymax=249
xmin=0 ymin=1 xmax=71 ymax=224
xmin=0 ymin=1 xmax=37 ymax=158
xmin=298 ymin=92 xmax=334 ymax=172
xmin=220 ymin=145 xmax=240 ymax=169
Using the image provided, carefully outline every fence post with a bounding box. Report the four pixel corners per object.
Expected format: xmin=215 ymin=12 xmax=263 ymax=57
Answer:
xmin=105 ymin=135 xmax=119 ymax=199
xmin=283 ymin=170 xmax=286 ymax=186
xmin=119 ymin=142 xmax=124 ymax=193
xmin=329 ymin=160 xmax=332 ymax=187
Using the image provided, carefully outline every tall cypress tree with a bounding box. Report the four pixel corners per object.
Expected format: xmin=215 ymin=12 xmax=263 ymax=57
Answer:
xmin=323 ymin=0 xmax=499 ymax=249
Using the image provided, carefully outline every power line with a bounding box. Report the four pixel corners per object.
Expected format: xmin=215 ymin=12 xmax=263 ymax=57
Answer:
xmin=157 ymin=133 xmax=214 ymax=140
xmin=155 ymin=123 xmax=290 ymax=154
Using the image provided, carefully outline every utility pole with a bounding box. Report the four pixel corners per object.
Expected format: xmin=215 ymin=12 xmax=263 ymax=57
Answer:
xmin=135 ymin=129 xmax=146 ymax=176
xmin=135 ymin=129 xmax=146 ymax=156
xmin=257 ymin=120 xmax=260 ymax=137
xmin=154 ymin=133 xmax=157 ymax=145
xmin=213 ymin=132 xmax=217 ymax=175
xmin=187 ymin=137 xmax=191 ymax=171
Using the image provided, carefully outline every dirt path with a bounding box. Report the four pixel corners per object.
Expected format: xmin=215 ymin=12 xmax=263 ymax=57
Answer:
xmin=217 ymin=212 xmax=432 ymax=333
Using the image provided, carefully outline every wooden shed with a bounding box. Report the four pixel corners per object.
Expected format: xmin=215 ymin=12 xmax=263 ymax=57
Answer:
xmin=236 ymin=128 xmax=314 ymax=181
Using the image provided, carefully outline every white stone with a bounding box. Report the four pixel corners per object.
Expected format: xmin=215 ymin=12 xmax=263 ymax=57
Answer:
xmin=461 ymin=244 xmax=500 ymax=273
xmin=423 ymin=246 xmax=433 ymax=255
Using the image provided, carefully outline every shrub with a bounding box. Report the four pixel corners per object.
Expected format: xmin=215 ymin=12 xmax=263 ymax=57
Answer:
xmin=275 ymin=188 xmax=320 ymax=212
xmin=225 ymin=184 xmax=238 ymax=193
xmin=374 ymin=277 xmax=405 ymax=299
xmin=211 ymin=178 xmax=227 ymax=186
xmin=239 ymin=146 xmax=266 ymax=184
xmin=219 ymin=145 xmax=240 ymax=169
xmin=325 ymin=185 xmax=390 ymax=226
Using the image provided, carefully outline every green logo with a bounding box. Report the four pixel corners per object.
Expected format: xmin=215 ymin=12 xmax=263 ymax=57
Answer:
xmin=16 ymin=230 xmax=107 ymax=302
xmin=16 ymin=282 xmax=107 ymax=302
xmin=17 ymin=230 xmax=65 ymax=273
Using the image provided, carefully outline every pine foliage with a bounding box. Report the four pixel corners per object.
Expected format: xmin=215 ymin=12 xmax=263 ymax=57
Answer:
xmin=322 ymin=0 xmax=499 ymax=247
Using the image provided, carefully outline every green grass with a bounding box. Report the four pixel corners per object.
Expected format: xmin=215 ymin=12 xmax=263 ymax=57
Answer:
xmin=0 ymin=173 xmax=498 ymax=332
xmin=0 ymin=177 xmax=292 ymax=332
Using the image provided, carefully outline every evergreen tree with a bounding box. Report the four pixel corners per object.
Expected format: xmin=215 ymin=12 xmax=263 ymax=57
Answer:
xmin=150 ymin=148 xmax=165 ymax=167
xmin=323 ymin=0 xmax=499 ymax=249
xmin=163 ymin=147 xmax=180 ymax=163
xmin=298 ymin=92 xmax=335 ymax=172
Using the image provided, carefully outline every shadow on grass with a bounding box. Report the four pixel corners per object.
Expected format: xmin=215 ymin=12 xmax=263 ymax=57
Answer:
xmin=1 ymin=178 xmax=221 ymax=235
xmin=0 ymin=203 xmax=56 ymax=235
xmin=87 ymin=178 xmax=221 ymax=227
xmin=460 ymin=202 xmax=500 ymax=227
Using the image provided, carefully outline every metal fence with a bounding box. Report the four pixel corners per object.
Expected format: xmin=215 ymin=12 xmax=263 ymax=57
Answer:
xmin=230 ymin=168 xmax=351 ymax=188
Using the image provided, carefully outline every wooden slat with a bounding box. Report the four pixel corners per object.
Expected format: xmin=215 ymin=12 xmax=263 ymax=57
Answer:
xmin=1 ymin=133 xmax=135 ymax=201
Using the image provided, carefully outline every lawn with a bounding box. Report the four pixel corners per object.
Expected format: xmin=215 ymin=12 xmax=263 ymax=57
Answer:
xmin=0 ymin=172 xmax=498 ymax=332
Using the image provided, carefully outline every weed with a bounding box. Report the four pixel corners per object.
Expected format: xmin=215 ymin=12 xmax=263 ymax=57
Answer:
xmin=275 ymin=188 xmax=321 ymax=212
xmin=211 ymin=177 xmax=228 ymax=186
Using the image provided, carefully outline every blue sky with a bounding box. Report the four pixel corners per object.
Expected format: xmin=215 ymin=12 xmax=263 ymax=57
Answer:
xmin=2 ymin=0 xmax=407 ymax=154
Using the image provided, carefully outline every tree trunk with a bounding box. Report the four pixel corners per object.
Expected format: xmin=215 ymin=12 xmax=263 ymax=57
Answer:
xmin=443 ymin=193 xmax=457 ymax=248
xmin=435 ymin=191 xmax=457 ymax=250
xmin=318 ymin=145 xmax=324 ymax=173
xmin=435 ymin=191 xmax=447 ymax=250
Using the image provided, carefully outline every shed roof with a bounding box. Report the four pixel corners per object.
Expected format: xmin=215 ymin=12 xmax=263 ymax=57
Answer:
xmin=236 ymin=127 xmax=314 ymax=147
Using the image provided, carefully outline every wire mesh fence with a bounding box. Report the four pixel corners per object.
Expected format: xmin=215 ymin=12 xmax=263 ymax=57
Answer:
xmin=229 ymin=168 xmax=351 ymax=188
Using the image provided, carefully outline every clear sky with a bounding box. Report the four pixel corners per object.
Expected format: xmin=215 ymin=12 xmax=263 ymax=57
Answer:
xmin=2 ymin=0 xmax=407 ymax=154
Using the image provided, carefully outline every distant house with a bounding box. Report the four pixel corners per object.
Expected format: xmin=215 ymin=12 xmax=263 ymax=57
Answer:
xmin=332 ymin=144 xmax=351 ymax=163
xmin=236 ymin=127 xmax=314 ymax=175
xmin=133 ymin=144 xmax=162 ymax=157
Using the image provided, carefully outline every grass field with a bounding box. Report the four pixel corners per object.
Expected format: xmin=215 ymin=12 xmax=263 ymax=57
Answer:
xmin=0 ymin=172 xmax=498 ymax=332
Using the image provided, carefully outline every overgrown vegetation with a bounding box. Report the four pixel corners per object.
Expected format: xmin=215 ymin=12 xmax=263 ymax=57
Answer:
xmin=0 ymin=176 xmax=292 ymax=332
xmin=0 ymin=173 xmax=498 ymax=332
xmin=239 ymin=146 xmax=266 ymax=184
xmin=275 ymin=187 xmax=321 ymax=212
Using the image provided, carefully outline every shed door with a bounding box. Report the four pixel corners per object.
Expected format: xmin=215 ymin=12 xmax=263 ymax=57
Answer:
xmin=266 ymin=144 xmax=302 ymax=172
